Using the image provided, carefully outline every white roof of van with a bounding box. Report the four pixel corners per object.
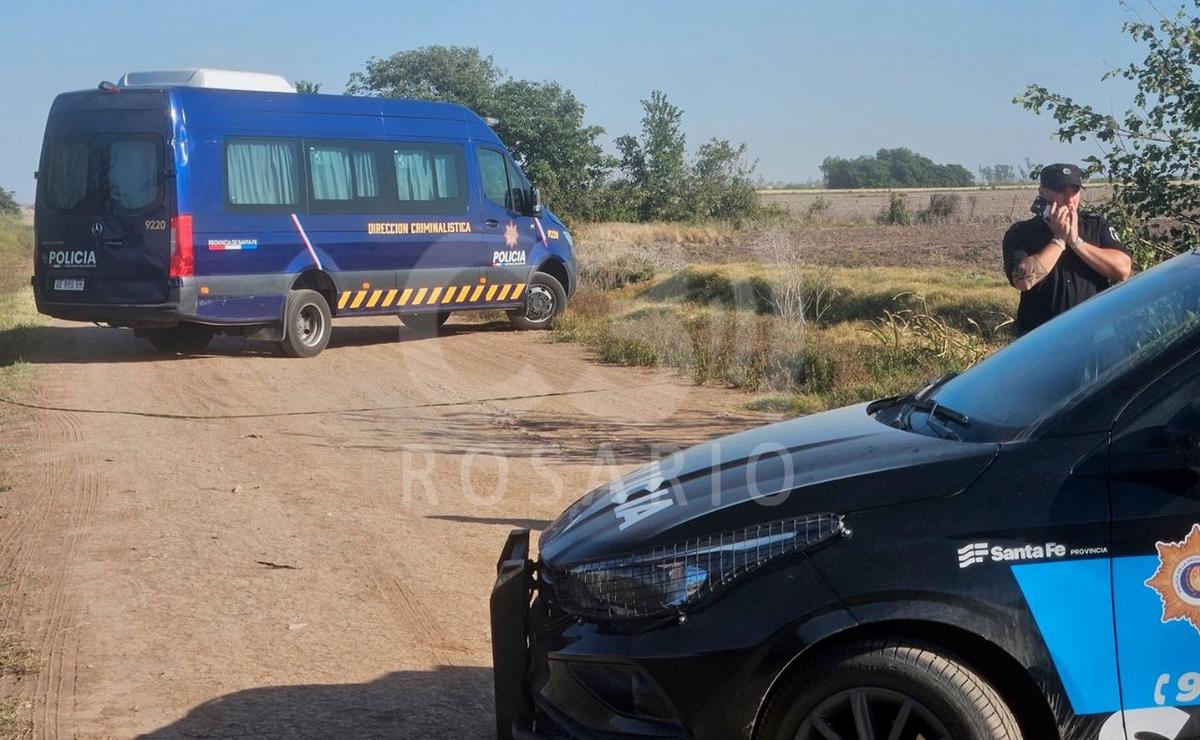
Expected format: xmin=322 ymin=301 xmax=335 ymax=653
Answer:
xmin=116 ymin=69 xmax=296 ymax=93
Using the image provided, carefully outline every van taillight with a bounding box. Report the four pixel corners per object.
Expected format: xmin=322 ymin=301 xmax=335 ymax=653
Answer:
xmin=170 ymin=215 xmax=194 ymax=278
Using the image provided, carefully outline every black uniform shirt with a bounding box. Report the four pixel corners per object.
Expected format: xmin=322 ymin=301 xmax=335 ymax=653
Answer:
xmin=1002 ymin=212 xmax=1129 ymax=333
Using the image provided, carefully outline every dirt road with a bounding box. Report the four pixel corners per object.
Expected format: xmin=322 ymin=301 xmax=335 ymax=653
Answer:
xmin=0 ymin=315 xmax=770 ymax=738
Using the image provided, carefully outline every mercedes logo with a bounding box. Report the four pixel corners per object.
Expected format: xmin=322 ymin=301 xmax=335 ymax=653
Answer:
xmin=90 ymin=222 xmax=103 ymax=238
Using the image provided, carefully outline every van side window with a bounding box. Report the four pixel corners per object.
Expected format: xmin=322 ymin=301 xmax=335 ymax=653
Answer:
xmin=392 ymin=143 xmax=467 ymax=214
xmin=478 ymin=149 xmax=511 ymax=209
xmin=226 ymin=139 xmax=301 ymax=207
xmin=308 ymin=145 xmax=381 ymax=202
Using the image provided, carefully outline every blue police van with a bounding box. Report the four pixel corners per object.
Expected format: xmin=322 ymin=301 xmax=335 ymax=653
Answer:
xmin=33 ymin=69 xmax=576 ymax=357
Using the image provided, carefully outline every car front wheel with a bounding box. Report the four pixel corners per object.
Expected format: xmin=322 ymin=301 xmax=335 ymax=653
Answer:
xmin=758 ymin=640 xmax=1021 ymax=740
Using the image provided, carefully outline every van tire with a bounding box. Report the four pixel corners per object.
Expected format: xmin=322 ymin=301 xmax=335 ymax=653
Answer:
xmin=146 ymin=329 xmax=176 ymax=353
xmin=277 ymin=289 xmax=331 ymax=358
xmin=507 ymin=271 xmax=565 ymax=330
xmin=145 ymin=324 xmax=214 ymax=354
xmin=172 ymin=323 xmax=215 ymax=354
xmin=757 ymin=640 xmax=1021 ymax=740
xmin=400 ymin=312 xmax=451 ymax=334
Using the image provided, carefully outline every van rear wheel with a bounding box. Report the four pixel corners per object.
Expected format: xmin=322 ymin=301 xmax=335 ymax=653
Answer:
xmin=758 ymin=640 xmax=1021 ymax=740
xmin=277 ymin=289 xmax=331 ymax=358
xmin=507 ymin=271 xmax=565 ymax=330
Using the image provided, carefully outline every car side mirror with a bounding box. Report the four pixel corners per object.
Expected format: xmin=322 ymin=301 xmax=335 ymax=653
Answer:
xmin=1074 ymin=401 xmax=1200 ymax=479
xmin=529 ymin=187 xmax=543 ymax=217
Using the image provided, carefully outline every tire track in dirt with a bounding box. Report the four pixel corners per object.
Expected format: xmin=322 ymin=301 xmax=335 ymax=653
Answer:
xmin=0 ymin=384 xmax=82 ymax=630
xmin=366 ymin=567 xmax=469 ymax=665
xmin=31 ymin=469 xmax=98 ymax=740
xmin=0 ymin=372 xmax=99 ymax=740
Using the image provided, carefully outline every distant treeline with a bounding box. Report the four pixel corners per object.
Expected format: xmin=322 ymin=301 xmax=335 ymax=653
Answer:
xmin=820 ymin=148 xmax=974 ymax=189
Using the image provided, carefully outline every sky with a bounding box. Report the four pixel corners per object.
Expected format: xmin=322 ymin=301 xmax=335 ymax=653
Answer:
xmin=0 ymin=0 xmax=1156 ymax=203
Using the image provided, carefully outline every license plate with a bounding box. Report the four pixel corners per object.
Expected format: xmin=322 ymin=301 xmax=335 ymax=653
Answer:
xmin=53 ymin=279 xmax=84 ymax=292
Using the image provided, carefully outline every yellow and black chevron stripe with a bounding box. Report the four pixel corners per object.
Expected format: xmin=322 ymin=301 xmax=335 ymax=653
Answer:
xmin=336 ymin=282 xmax=527 ymax=312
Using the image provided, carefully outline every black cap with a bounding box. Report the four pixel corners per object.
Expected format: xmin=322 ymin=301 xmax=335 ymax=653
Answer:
xmin=1040 ymin=163 xmax=1084 ymax=190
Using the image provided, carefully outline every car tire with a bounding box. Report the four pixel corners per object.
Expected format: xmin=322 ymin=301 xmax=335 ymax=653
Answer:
xmin=276 ymin=289 xmax=331 ymax=358
xmin=757 ymin=640 xmax=1021 ymax=740
xmin=145 ymin=324 xmax=214 ymax=354
xmin=507 ymin=271 xmax=566 ymax=330
xmin=399 ymin=311 xmax=451 ymax=333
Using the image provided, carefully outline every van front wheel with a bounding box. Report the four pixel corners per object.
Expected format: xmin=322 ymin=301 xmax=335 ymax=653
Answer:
xmin=507 ymin=271 xmax=565 ymax=330
xmin=758 ymin=640 xmax=1021 ymax=740
xmin=277 ymin=289 xmax=331 ymax=358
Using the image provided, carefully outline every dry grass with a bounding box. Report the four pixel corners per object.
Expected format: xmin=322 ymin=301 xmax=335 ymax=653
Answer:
xmin=555 ymin=246 xmax=1016 ymax=414
xmin=760 ymin=185 xmax=1114 ymax=226
xmin=574 ymin=221 xmax=736 ymax=246
xmin=0 ymin=219 xmax=37 ymax=739
xmin=0 ymin=218 xmax=38 ymax=392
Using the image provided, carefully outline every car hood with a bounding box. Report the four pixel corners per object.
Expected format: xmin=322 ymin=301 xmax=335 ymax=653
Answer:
xmin=538 ymin=403 xmax=999 ymax=564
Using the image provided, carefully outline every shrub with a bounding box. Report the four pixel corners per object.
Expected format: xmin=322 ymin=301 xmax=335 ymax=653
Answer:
xmin=0 ymin=188 xmax=19 ymax=218
xmin=876 ymin=193 xmax=912 ymax=226
xmin=802 ymin=196 xmax=830 ymax=225
xmin=579 ymin=254 xmax=657 ymax=291
xmin=917 ymin=193 xmax=961 ymax=224
xmin=867 ymin=295 xmax=990 ymax=372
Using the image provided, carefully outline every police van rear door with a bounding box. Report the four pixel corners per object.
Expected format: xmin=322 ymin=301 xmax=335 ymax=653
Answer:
xmin=35 ymin=91 xmax=173 ymax=306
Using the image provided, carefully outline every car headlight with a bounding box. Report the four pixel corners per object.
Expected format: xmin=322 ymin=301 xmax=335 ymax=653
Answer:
xmin=548 ymin=513 xmax=846 ymax=620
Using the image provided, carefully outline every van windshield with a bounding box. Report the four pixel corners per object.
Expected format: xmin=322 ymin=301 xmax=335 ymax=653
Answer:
xmin=923 ymin=252 xmax=1200 ymax=440
xmin=43 ymin=134 xmax=163 ymax=213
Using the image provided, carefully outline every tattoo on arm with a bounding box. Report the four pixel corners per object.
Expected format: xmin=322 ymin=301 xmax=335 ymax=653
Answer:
xmin=1013 ymin=256 xmax=1048 ymax=289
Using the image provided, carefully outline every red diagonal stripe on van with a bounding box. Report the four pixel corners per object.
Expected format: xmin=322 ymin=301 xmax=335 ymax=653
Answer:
xmin=290 ymin=213 xmax=323 ymax=271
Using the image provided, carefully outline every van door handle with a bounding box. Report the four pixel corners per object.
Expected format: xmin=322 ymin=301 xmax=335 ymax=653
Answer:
xmin=105 ymin=239 xmax=125 ymax=248
xmin=485 ymin=219 xmax=499 ymax=229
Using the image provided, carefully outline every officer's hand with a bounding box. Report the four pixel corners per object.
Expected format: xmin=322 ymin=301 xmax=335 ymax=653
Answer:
xmin=1067 ymin=209 xmax=1080 ymax=247
xmin=1048 ymin=203 xmax=1071 ymax=240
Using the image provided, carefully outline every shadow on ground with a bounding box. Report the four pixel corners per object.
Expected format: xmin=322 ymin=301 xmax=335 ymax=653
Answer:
xmin=0 ymin=320 xmax=518 ymax=367
xmin=140 ymin=665 xmax=494 ymax=739
xmin=426 ymin=514 xmax=552 ymax=531
xmin=301 ymin=405 xmax=769 ymax=466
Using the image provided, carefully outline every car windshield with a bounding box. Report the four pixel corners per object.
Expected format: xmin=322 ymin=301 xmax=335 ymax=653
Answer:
xmin=922 ymin=251 xmax=1200 ymax=441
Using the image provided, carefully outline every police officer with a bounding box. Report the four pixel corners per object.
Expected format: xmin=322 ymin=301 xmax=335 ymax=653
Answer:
xmin=1002 ymin=163 xmax=1132 ymax=333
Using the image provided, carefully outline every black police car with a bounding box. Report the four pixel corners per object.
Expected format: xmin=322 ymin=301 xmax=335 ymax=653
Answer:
xmin=492 ymin=251 xmax=1200 ymax=740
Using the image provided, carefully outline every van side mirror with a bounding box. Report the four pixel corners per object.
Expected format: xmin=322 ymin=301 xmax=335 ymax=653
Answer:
xmin=529 ymin=187 xmax=543 ymax=217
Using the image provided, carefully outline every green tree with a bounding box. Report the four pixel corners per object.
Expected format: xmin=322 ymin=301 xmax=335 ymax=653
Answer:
xmin=347 ymin=46 xmax=502 ymax=111
xmin=978 ymin=164 xmax=1017 ymax=185
xmin=0 ymin=187 xmax=19 ymax=217
xmin=1015 ymin=2 xmax=1200 ymax=266
xmin=615 ymin=91 xmax=688 ymax=220
xmin=489 ymin=80 xmax=616 ymax=221
xmin=294 ymin=80 xmax=322 ymax=94
xmin=687 ymin=138 xmax=758 ymax=221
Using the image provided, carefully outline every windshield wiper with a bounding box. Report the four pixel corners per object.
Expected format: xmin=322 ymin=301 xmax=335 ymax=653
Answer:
xmin=906 ymin=398 xmax=971 ymax=427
